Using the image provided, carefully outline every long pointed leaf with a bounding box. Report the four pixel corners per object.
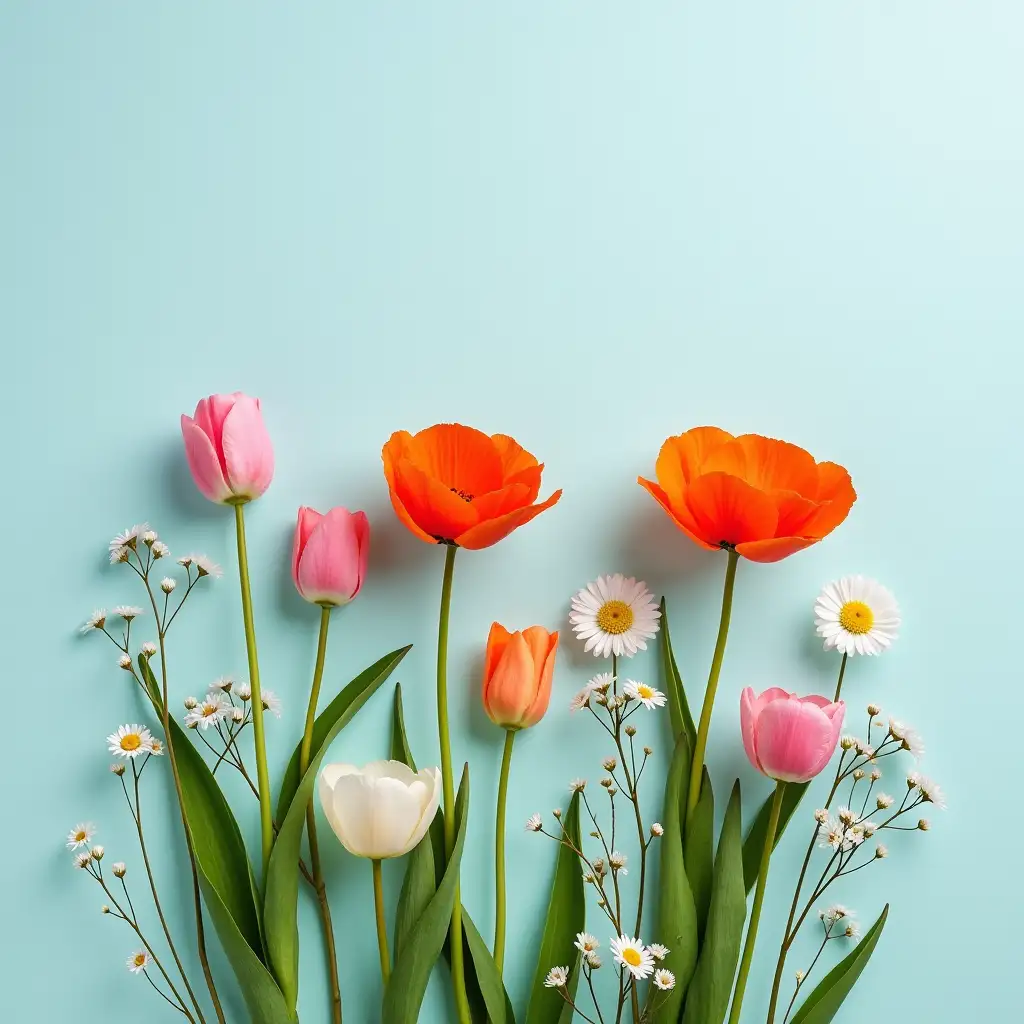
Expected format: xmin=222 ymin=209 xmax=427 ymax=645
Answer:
xmin=789 ymin=905 xmax=889 ymax=1024
xmin=264 ymin=646 xmax=409 ymax=1012
xmin=684 ymin=767 xmax=715 ymax=936
xmin=525 ymin=791 xmax=586 ymax=1024
xmin=660 ymin=597 xmax=696 ymax=745
xmin=382 ymin=766 xmax=471 ymax=1024
xmin=682 ymin=781 xmax=746 ymax=1024
xmin=651 ymin=732 xmax=698 ymax=1020
xmin=464 ymin=912 xmax=512 ymax=1024
xmin=743 ymin=781 xmax=808 ymax=892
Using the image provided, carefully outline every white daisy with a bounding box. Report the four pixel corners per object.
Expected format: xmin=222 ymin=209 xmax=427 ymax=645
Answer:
xmin=67 ymin=823 xmax=96 ymax=850
xmin=151 ymin=541 xmax=170 ymax=559
xmin=610 ymin=935 xmax=654 ymax=980
xmin=588 ymin=672 xmax=615 ymax=693
xmin=80 ymin=610 xmax=107 ymax=634
xmin=160 ymin=577 xmax=177 ymax=594
xmin=110 ymin=524 xmax=150 ymax=553
xmin=874 ymin=844 xmax=889 ymax=859
xmin=185 ymin=694 xmax=231 ymax=730
xmin=575 ymin=933 xmax=600 ymax=953
xmin=195 ymin=556 xmax=223 ymax=578
xmin=653 ymin=969 xmax=676 ymax=991
xmin=141 ymin=642 xmax=157 ymax=658
xmin=843 ymin=921 xmax=861 ymax=939
xmin=543 ymin=966 xmax=569 ymax=988
xmin=814 ymin=576 xmax=900 ymax=656
xmin=609 ymin=851 xmax=628 ymax=874
xmin=525 ymin=814 xmax=543 ymax=832
xmin=647 ymin=943 xmax=670 ymax=961
xmin=888 ymin=720 xmax=925 ymax=759
xmin=819 ymin=904 xmax=853 ymax=924
xmin=113 ymin=606 xmax=144 ymax=621
xmin=110 ymin=762 xmax=126 ymax=776
xmin=211 ymin=676 xmax=234 ymax=692
xmin=623 ymin=680 xmax=667 ymax=710
xmin=876 ymin=793 xmax=894 ymax=810
xmin=569 ymin=575 xmax=661 ymax=658
xmin=569 ymin=687 xmax=593 ymax=712
xmin=112 ymin=862 xmax=127 ymax=877
xmin=109 ymin=546 xmax=130 ymax=564
xmin=585 ymin=951 xmax=602 ymax=969
xmin=177 ymin=554 xmax=196 ymax=567
xmin=261 ymin=689 xmax=282 ymax=717
xmin=913 ymin=774 xmax=946 ymax=809
xmin=147 ymin=738 xmax=164 ymax=756
xmin=836 ymin=807 xmax=857 ymax=826
xmin=90 ymin=845 xmax=104 ymax=860
xmin=230 ymin=708 xmax=244 ymax=723
xmin=107 ymin=724 xmax=155 ymax=759
xmin=817 ymin=817 xmax=846 ymax=851
xmin=126 ymin=950 xmax=152 ymax=974
xmin=118 ymin=654 xmax=133 ymax=670
xmin=142 ymin=531 xmax=158 ymax=545
xmin=234 ymin=682 xmax=252 ymax=701
xmin=570 ymin=778 xmax=587 ymax=792
xmin=74 ymin=852 xmax=92 ymax=869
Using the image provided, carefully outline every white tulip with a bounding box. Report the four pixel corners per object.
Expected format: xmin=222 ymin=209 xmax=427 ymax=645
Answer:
xmin=318 ymin=760 xmax=442 ymax=860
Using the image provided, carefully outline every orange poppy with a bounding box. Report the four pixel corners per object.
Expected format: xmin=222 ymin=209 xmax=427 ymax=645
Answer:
xmin=638 ymin=427 xmax=855 ymax=562
xmin=382 ymin=423 xmax=562 ymax=549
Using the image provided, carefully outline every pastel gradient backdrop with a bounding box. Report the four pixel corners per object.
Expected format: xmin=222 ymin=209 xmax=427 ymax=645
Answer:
xmin=3 ymin=2 xmax=1020 ymax=1021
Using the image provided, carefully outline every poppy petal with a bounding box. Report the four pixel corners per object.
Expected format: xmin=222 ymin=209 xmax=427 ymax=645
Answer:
xmin=393 ymin=460 xmax=480 ymax=541
xmin=637 ymin=477 xmax=720 ymax=551
xmin=773 ymin=491 xmax=821 ymax=537
xmin=406 ymin=423 xmax=503 ymax=497
xmin=803 ymin=463 xmax=857 ymax=538
xmin=455 ymin=490 xmax=562 ymax=550
xmin=735 ymin=536 xmax=818 ymax=562
xmin=654 ymin=427 xmax=735 ymax=505
xmin=491 ymin=434 xmax=540 ymax=479
xmin=684 ymin=472 xmax=778 ymax=548
xmin=732 ymin=435 xmax=820 ymax=496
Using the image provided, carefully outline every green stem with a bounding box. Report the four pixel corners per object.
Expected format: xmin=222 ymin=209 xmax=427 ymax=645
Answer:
xmin=729 ymin=780 xmax=786 ymax=1024
xmin=493 ymin=728 xmax=516 ymax=974
xmin=686 ymin=549 xmax=740 ymax=824
xmin=301 ymin=607 xmax=342 ymax=1024
xmin=436 ymin=544 xmax=471 ymax=1023
xmin=233 ymin=502 xmax=273 ymax=877
xmin=372 ymin=859 xmax=391 ymax=984
xmin=832 ymin=652 xmax=848 ymax=702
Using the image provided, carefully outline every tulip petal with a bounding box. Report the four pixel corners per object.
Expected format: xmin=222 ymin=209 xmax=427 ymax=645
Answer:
xmin=637 ymin=477 xmax=720 ymax=551
xmin=484 ymin=623 xmax=514 ymax=688
xmin=520 ymin=631 xmax=558 ymax=729
xmin=181 ymin=415 xmax=233 ymax=503
xmin=291 ymin=507 xmax=324 ymax=591
xmin=484 ymin=632 xmax=536 ymax=727
xmin=220 ymin=395 xmax=275 ymax=499
xmin=754 ymin=700 xmax=839 ymax=783
xmin=297 ymin=508 xmax=363 ymax=605
xmin=455 ymin=489 xmax=562 ymax=550
xmin=684 ymin=472 xmax=778 ymax=548
xmin=327 ymin=773 xmax=375 ymax=856
xmin=739 ymin=687 xmax=762 ymax=772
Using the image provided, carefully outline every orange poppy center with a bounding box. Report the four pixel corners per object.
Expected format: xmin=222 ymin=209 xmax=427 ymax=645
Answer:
xmin=450 ymin=487 xmax=474 ymax=502
xmin=622 ymin=947 xmax=642 ymax=967
xmin=838 ymin=601 xmax=874 ymax=635
xmin=597 ymin=600 xmax=633 ymax=635
xmin=120 ymin=734 xmax=142 ymax=751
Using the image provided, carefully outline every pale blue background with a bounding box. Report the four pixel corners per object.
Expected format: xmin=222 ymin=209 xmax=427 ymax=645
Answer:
xmin=3 ymin=2 xmax=1019 ymax=1021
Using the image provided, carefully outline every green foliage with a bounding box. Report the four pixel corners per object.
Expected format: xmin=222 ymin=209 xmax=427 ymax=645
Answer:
xmin=524 ymin=792 xmax=586 ymax=1024
xmin=684 ymin=767 xmax=715 ymax=936
xmin=743 ymin=781 xmax=808 ymax=892
xmin=660 ymin=597 xmax=696 ymax=745
xmin=789 ymin=906 xmax=889 ymax=1024
xmin=681 ymin=782 xmax=746 ymax=1024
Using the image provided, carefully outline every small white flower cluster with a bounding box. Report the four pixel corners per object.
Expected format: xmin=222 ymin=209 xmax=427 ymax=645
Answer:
xmin=544 ymin=935 xmax=675 ymax=989
xmin=569 ymin=671 xmax=667 ymax=714
xmin=65 ymin=825 xmax=109 ymax=872
xmin=818 ymin=904 xmax=861 ymax=939
xmin=177 ymin=553 xmax=223 ymax=579
xmin=184 ymin=680 xmax=280 ymax=730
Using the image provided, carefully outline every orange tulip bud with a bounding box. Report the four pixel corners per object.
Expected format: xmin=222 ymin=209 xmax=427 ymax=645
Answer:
xmin=482 ymin=622 xmax=559 ymax=730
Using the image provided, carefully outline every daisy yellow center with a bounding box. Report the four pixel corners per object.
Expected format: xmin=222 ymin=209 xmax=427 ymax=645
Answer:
xmin=597 ymin=600 xmax=633 ymax=635
xmin=637 ymin=685 xmax=655 ymax=699
xmin=838 ymin=600 xmax=874 ymax=635
xmin=120 ymin=734 xmax=142 ymax=752
xmin=134 ymin=955 xmax=146 ymax=967
xmin=75 ymin=831 xmax=87 ymax=842
xmin=622 ymin=948 xmax=642 ymax=967
xmin=202 ymin=705 xmax=218 ymax=717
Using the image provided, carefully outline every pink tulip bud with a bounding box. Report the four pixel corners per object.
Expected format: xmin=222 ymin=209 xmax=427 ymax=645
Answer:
xmin=740 ymin=687 xmax=845 ymax=783
xmin=482 ymin=623 xmax=559 ymax=730
xmin=291 ymin=507 xmax=370 ymax=607
xmin=180 ymin=393 xmax=274 ymax=504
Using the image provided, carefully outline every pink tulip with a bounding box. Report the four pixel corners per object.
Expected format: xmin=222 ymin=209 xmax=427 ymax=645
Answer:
xmin=740 ymin=687 xmax=845 ymax=783
xmin=291 ymin=507 xmax=370 ymax=607
xmin=181 ymin=393 xmax=274 ymax=504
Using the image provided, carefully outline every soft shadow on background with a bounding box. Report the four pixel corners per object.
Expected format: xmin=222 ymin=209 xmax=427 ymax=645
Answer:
xmin=3 ymin=2 xmax=1022 ymax=1021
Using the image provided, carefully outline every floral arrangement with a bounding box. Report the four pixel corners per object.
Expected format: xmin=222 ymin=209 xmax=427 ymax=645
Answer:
xmin=69 ymin=399 xmax=943 ymax=1023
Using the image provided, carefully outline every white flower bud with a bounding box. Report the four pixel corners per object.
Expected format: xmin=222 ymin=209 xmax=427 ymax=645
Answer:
xmin=90 ymin=846 xmax=104 ymax=860
xmin=112 ymin=862 xmax=127 ymax=877
xmin=118 ymin=654 xmax=133 ymax=670
xmin=650 ymin=822 xmax=664 ymax=837
xmin=160 ymin=577 xmax=177 ymax=594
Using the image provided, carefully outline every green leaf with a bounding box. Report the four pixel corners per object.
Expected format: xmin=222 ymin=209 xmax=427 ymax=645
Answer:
xmin=138 ymin=657 xmax=264 ymax=958
xmin=275 ymin=645 xmax=411 ymax=822
xmin=463 ymin=911 xmax=512 ymax=1024
xmin=390 ymin=681 xmax=417 ymax=768
xmin=789 ymin=905 xmax=889 ymax=1024
xmin=525 ymin=791 xmax=586 ymax=1024
xmin=660 ymin=597 xmax=696 ymax=745
xmin=682 ymin=781 xmax=747 ymax=1024
xmin=265 ymin=647 xmax=410 ymax=1012
xmin=743 ymin=781 xmax=809 ymax=892
xmin=382 ymin=766 xmax=471 ymax=1024
xmin=684 ymin=766 xmax=715 ymax=937
xmin=650 ymin=732 xmax=699 ymax=1020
